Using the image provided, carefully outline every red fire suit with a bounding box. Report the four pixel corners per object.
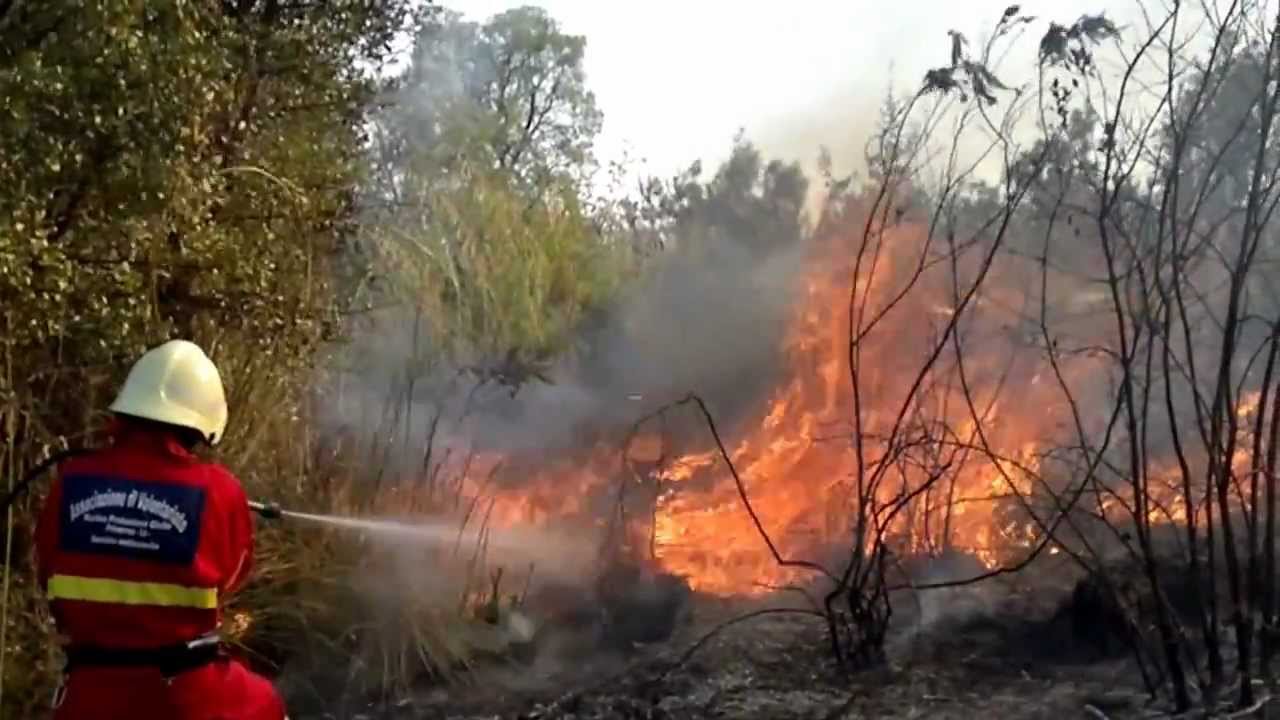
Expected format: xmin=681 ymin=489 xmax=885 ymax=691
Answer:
xmin=34 ymin=422 xmax=286 ymax=720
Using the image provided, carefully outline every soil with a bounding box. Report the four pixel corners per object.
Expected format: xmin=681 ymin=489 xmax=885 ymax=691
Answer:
xmin=321 ymin=584 xmax=1181 ymax=720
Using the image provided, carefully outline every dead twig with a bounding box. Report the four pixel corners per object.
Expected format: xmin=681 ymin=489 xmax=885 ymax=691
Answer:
xmin=1224 ymin=695 xmax=1272 ymax=719
xmin=678 ymin=393 xmax=835 ymax=582
xmin=648 ymin=607 xmax=826 ymax=686
xmin=821 ymin=691 xmax=860 ymax=720
xmin=1147 ymin=693 xmax=1271 ymax=720
xmin=1084 ymin=704 xmax=1113 ymax=720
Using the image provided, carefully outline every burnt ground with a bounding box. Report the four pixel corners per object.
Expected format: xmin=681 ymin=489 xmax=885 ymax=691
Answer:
xmin=372 ymin=584 xmax=1168 ymax=720
xmin=277 ymin=548 xmax=1280 ymax=719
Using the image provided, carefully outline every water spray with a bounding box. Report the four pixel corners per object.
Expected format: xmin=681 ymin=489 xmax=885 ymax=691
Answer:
xmin=243 ymin=498 xmax=596 ymax=572
xmin=243 ymin=498 xmax=488 ymax=544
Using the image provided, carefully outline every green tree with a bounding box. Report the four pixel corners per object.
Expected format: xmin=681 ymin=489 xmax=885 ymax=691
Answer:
xmin=375 ymin=165 xmax=627 ymax=379
xmin=0 ymin=0 xmax=419 ymax=712
xmin=625 ymin=136 xmax=810 ymax=259
xmin=372 ymin=5 xmax=602 ymax=198
xmin=360 ymin=4 xmax=621 ymax=385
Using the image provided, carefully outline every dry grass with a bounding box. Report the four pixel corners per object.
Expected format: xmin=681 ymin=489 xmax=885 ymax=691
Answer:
xmin=220 ymin=393 xmax=540 ymax=714
xmin=229 ymin=526 xmax=485 ymax=715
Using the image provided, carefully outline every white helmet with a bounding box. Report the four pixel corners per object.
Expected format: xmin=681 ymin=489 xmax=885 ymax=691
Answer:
xmin=109 ymin=339 xmax=229 ymax=445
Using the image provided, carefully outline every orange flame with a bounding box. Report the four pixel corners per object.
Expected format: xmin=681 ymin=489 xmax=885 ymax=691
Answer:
xmin=456 ymin=207 xmax=1271 ymax=596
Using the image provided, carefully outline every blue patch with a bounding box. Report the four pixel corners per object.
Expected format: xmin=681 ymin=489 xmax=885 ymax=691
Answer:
xmin=58 ymin=474 xmax=206 ymax=565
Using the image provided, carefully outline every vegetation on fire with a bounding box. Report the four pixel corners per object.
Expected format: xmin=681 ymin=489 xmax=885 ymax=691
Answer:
xmin=755 ymin=2 xmax=1280 ymax=715
xmin=4 ymin=0 xmax=1280 ymax=718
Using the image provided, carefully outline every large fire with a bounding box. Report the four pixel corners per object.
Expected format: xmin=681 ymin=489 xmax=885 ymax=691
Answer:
xmin=455 ymin=204 xmax=1267 ymax=597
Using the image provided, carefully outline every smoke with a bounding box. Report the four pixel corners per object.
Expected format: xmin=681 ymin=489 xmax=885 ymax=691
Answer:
xmin=327 ymin=0 xmax=822 ymax=465
xmin=459 ymin=234 xmax=811 ymax=453
xmin=302 ymin=17 xmax=824 ymax=672
xmin=328 ymin=191 xmax=813 ymax=464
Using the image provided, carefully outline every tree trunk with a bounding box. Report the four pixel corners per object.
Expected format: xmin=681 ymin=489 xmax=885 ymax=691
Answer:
xmin=1264 ymin=375 xmax=1280 ymax=673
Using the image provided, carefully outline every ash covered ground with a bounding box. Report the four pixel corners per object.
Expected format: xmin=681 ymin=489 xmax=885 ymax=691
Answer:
xmin=304 ymin=553 xmax=1176 ymax=720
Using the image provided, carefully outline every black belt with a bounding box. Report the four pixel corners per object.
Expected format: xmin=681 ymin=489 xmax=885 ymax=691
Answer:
xmin=63 ymin=635 xmax=224 ymax=677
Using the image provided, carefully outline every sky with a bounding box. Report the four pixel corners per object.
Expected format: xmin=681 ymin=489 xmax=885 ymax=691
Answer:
xmin=458 ymin=0 xmax=1144 ymax=189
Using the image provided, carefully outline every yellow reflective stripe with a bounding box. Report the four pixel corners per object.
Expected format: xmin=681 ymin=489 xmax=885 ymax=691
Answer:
xmin=47 ymin=574 xmax=217 ymax=609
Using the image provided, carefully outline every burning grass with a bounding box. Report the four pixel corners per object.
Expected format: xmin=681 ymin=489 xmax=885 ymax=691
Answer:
xmin=218 ymin=438 xmax=702 ymax=715
xmin=434 ymin=205 xmax=1075 ymax=596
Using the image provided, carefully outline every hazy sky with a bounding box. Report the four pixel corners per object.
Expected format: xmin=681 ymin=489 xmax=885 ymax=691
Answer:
xmin=460 ymin=1 xmax=1138 ymax=186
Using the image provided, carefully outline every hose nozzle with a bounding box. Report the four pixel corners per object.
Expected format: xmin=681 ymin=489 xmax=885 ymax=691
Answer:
xmin=248 ymin=500 xmax=283 ymax=520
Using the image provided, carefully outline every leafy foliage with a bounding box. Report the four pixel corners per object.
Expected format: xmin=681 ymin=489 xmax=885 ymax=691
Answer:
xmin=0 ymin=0 xmax=416 ymax=397
xmin=0 ymin=0 xmax=419 ymax=713
xmin=356 ymin=4 xmax=625 ymax=389
xmin=371 ymin=5 xmax=603 ymax=199
xmin=373 ymin=166 xmax=627 ymax=375
xmin=621 ymin=136 xmax=810 ymax=259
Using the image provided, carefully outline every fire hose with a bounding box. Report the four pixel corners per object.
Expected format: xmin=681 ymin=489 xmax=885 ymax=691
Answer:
xmin=0 ymin=448 xmax=94 ymax=517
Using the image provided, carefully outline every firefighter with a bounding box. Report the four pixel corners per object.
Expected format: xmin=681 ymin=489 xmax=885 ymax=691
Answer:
xmin=35 ymin=339 xmax=287 ymax=720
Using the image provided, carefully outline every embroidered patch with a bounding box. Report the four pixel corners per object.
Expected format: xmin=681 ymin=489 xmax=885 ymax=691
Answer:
xmin=58 ymin=474 xmax=206 ymax=565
